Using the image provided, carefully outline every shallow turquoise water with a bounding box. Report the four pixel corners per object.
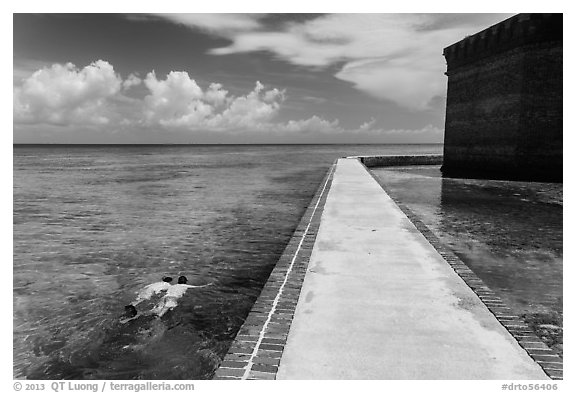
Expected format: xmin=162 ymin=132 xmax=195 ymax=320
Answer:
xmin=13 ymin=144 xmax=442 ymax=379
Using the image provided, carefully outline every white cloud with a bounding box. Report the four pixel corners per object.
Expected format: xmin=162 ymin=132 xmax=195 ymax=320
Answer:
xmin=143 ymin=70 xmax=208 ymax=127
xmin=13 ymin=59 xmax=442 ymax=141
xmin=204 ymin=83 xmax=228 ymax=106
xmin=274 ymin=115 xmax=340 ymax=134
xmin=211 ymin=84 xmax=281 ymax=129
xmin=382 ymin=124 xmax=443 ymax=135
xmin=13 ymin=60 xmax=337 ymax=134
xmin=13 ymin=59 xmax=53 ymax=84
xmin=169 ymin=13 xmax=506 ymax=110
xmin=153 ymin=13 xmax=264 ymax=34
xmin=14 ymin=60 xmax=122 ymax=125
xmin=347 ymin=123 xmax=443 ymax=138
xmin=122 ymin=73 xmax=142 ymax=90
xmin=142 ymin=73 xmax=285 ymax=130
xmin=358 ymin=118 xmax=377 ymax=132
xmin=335 ymin=58 xmax=446 ymax=110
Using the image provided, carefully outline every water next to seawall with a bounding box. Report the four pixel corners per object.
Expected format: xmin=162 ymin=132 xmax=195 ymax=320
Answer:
xmin=13 ymin=144 xmax=442 ymax=379
xmin=372 ymin=165 xmax=563 ymax=355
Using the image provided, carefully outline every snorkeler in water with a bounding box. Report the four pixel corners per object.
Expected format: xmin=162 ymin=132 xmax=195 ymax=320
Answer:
xmin=131 ymin=276 xmax=173 ymax=306
xmin=120 ymin=276 xmax=174 ymax=323
xmin=152 ymin=276 xmax=212 ymax=318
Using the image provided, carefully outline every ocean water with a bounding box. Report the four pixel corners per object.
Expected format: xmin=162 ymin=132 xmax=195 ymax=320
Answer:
xmin=13 ymin=144 xmax=442 ymax=380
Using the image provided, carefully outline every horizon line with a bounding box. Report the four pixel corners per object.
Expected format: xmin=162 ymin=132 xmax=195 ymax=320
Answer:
xmin=13 ymin=142 xmax=444 ymax=146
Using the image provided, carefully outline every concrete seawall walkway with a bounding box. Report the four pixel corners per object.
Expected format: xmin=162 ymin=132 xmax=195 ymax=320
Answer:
xmin=276 ymin=158 xmax=548 ymax=379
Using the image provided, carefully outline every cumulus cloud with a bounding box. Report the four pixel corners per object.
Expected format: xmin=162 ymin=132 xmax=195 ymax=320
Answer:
xmin=275 ymin=116 xmax=340 ymax=134
xmin=157 ymin=13 xmax=508 ymax=110
xmin=358 ymin=118 xmax=377 ymax=132
xmin=13 ymin=60 xmax=344 ymax=135
xmin=204 ymin=83 xmax=228 ymax=106
xmin=13 ymin=59 xmax=53 ymax=84
xmin=141 ymin=72 xmax=285 ymax=130
xmin=122 ymin=73 xmax=142 ymax=90
xmin=213 ymin=81 xmax=284 ymax=129
xmin=143 ymin=71 xmax=207 ymax=127
xmin=14 ymin=60 xmax=122 ymax=125
xmin=14 ymin=59 xmax=442 ymax=142
xmin=382 ymin=124 xmax=443 ymax=135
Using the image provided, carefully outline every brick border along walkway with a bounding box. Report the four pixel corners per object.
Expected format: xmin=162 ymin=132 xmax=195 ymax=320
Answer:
xmin=362 ymin=160 xmax=563 ymax=380
xmin=213 ymin=156 xmax=562 ymax=380
xmin=212 ymin=162 xmax=336 ymax=380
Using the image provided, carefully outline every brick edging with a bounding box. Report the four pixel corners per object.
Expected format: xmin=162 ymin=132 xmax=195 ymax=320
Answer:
xmin=212 ymin=161 xmax=337 ymax=380
xmin=360 ymin=158 xmax=563 ymax=380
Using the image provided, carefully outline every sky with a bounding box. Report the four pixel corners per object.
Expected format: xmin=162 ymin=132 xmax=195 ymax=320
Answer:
xmin=13 ymin=13 xmax=515 ymax=144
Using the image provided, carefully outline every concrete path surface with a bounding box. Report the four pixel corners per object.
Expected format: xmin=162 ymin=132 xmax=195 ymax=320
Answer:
xmin=276 ymin=158 xmax=548 ymax=380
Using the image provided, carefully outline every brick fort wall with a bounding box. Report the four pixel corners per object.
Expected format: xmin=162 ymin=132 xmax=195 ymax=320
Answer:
xmin=442 ymin=13 xmax=562 ymax=182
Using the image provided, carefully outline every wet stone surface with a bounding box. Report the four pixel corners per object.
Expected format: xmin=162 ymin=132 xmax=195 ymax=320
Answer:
xmin=371 ymin=165 xmax=563 ymax=357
